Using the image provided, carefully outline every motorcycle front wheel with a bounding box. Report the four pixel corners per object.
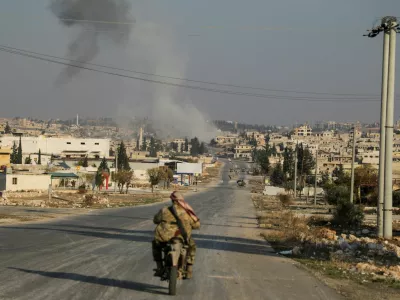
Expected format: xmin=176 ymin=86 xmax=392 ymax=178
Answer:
xmin=168 ymin=266 xmax=178 ymax=295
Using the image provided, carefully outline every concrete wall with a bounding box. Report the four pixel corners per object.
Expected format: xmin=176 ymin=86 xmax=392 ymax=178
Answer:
xmin=2 ymin=174 xmax=51 ymax=191
xmin=0 ymin=136 xmax=110 ymax=158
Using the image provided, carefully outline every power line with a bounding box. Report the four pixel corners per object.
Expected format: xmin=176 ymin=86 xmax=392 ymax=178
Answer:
xmin=0 ymin=44 xmax=385 ymax=99
xmin=0 ymin=46 xmax=381 ymax=103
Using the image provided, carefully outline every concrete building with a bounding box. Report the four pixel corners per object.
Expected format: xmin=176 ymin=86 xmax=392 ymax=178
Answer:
xmin=0 ymin=173 xmax=51 ymax=191
xmin=234 ymin=144 xmax=253 ymax=159
xmin=0 ymin=136 xmax=110 ymax=159
xmin=0 ymin=147 xmax=11 ymax=167
xmin=294 ymin=124 xmax=312 ymax=136
xmin=215 ymin=135 xmax=239 ymax=145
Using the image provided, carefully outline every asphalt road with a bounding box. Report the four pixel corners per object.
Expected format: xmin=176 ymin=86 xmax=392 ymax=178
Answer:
xmin=0 ymin=164 xmax=342 ymax=300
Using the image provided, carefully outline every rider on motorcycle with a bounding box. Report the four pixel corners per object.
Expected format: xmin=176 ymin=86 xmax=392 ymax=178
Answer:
xmin=152 ymin=191 xmax=200 ymax=279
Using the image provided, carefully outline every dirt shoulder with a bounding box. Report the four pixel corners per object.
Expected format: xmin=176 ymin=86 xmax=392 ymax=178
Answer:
xmin=249 ymin=179 xmax=400 ymax=300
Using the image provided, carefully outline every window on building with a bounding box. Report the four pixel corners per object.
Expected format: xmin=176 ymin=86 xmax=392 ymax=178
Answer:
xmin=81 ymin=142 xmax=86 ymax=145
xmin=66 ymin=142 xmax=71 ymax=145
xmin=95 ymin=143 xmax=99 ymax=145
xmin=66 ymin=155 xmax=71 ymax=158
xmin=95 ymin=155 xmax=100 ymax=159
xmin=12 ymin=178 xmax=17 ymax=185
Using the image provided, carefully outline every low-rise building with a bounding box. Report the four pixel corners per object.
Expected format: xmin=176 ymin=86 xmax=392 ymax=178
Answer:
xmin=0 ymin=173 xmax=51 ymax=191
xmin=0 ymin=147 xmax=11 ymax=167
xmin=234 ymin=144 xmax=253 ymax=159
xmin=0 ymin=136 xmax=110 ymax=159
xmin=294 ymin=124 xmax=312 ymax=136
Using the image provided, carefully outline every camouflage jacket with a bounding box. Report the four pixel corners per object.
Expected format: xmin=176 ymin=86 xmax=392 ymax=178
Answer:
xmin=153 ymin=204 xmax=200 ymax=243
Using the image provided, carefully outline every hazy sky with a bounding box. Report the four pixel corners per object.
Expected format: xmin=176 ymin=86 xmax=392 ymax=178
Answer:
xmin=1 ymin=0 xmax=400 ymax=129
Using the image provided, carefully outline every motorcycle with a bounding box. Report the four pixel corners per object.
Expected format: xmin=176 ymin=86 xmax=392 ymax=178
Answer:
xmin=159 ymin=237 xmax=189 ymax=295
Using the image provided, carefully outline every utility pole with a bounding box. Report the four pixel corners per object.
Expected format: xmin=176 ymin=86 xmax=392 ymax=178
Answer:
xmin=350 ymin=126 xmax=357 ymax=203
xmin=384 ymin=19 xmax=397 ymax=239
xmin=294 ymin=144 xmax=297 ymax=199
xmin=114 ymin=150 xmax=118 ymax=193
xmin=314 ymin=145 xmax=318 ymax=205
xmin=378 ymin=26 xmax=390 ymax=237
xmin=365 ymin=17 xmax=398 ymax=239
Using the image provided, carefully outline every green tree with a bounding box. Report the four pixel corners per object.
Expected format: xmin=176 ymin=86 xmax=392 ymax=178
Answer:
xmin=24 ymin=156 xmax=32 ymax=164
xmin=190 ymin=137 xmax=201 ymax=156
xmin=82 ymin=155 xmax=89 ymax=167
xmin=117 ymin=141 xmax=130 ymax=170
xmin=270 ymin=163 xmax=285 ymax=186
xmin=170 ymin=142 xmax=178 ymax=152
xmin=325 ymin=185 xmax=351 ymax=205
xmin=37 ymin=149 xmax=42 ymax=165
xmin=282 ymin=147 xmax=294 ymax=180
xmin=17 ymin=137 xmax=22 ymax=164
xmin=10 ymin=142 xmax=18 ymax=164
xmin=149 ymin=137 xmax=158 ymax=157
xmin=210 ymin=139 xmax=217 ymax=146
xmin=270 ymin=143 xmax=277 ymax=156
xmin=199 ymin=142 xmax=206 ymax=155
xmin=4 ymin=122 xmax=11 ymax=134
xmin=141 ymin=137 xmax=147 ymax=151
xmin=184 ymin=138 xmax=189 ymax=152
xmin=254 ymin=145 xmax=270 ymax=175
xmin=94 ymin=172 xmax=105 ymax=190
xmin=147 ymin=167 xmax=161 ymax=193
xmin=98 ymin=157 xmax=109 ymax=172
xmin=115 ymin=170 xmax=134 ymax=194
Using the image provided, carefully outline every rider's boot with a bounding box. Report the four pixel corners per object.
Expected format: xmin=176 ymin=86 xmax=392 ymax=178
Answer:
xmin=186 ymin=264 xmax=193 ymax=279
xmin=154 ymin=261 xmax=164 ymax=277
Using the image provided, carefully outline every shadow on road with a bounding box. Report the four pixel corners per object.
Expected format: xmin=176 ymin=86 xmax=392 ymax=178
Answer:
xmin=2 ymin=226 xmax=273 ymax=256
xmin=7 ymin=267 xmax=167 ymax=295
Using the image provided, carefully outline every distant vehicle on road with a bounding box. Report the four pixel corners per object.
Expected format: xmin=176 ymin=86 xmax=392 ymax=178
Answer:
xmin=237 ymin=179 xmax=246 ymax=187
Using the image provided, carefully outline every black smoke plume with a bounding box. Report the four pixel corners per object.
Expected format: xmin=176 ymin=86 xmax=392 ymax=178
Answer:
xmin=49 ymin=0 xmax=134 ymax=81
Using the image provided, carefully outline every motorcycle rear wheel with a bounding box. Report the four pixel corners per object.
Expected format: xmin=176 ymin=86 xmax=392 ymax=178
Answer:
xmin=168 ymin=266 xmax=178 ymax=295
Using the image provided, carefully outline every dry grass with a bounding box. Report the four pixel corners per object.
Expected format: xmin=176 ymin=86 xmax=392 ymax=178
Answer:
xmin=278 ymin=194 xmax=293 ymax=206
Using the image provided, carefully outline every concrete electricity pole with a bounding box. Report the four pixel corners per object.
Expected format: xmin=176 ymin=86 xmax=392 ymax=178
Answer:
xmin=350 ymin=127 xmax=357 ymax=203
xmin=314 ymin=145 xmax=318 ymax=205
xmin=294 ymin=144 xmax=298 ymax=199
xmin=114 ymin=150 xmax=118 ymax=193
xmin=365 ymin=17 xmax=398 ymax=239
xmin=378 ymin=27 xmax=390 ymax=237
xmin=384 ymin=20 xmax=397 ymax=239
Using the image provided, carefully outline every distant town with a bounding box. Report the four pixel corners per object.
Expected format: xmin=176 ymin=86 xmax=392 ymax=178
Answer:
xmin=0 ymin=115 xmax=399 ymax=193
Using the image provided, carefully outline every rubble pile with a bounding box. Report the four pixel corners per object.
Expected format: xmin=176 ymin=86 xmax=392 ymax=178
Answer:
xmin=281 ymin=227 xmax=400 ymax=281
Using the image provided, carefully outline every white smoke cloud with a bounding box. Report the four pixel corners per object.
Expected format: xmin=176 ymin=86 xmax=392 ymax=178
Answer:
xmin=121 ymin=22 xmax=218 ymax=141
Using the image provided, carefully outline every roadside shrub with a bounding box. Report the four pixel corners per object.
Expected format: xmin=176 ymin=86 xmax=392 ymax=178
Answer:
xmin=77 ymin=184 xmax=87 ymax=194
xmin=83 ymin=194 xmax=95 ymax=206
xmin=332 ymin=200 xmax=364 ymax=229
xmin=393 ymin=191 xmax=400 ymax=207
xmin=325 ymin=185 xmax=350 ymax=205
xmin=278 ymin=194 xmax=293 ymax=206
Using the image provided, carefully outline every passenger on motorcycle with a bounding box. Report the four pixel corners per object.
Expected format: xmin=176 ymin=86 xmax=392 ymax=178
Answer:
xmin=152 ymin=191 xmax=200 ymax=279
